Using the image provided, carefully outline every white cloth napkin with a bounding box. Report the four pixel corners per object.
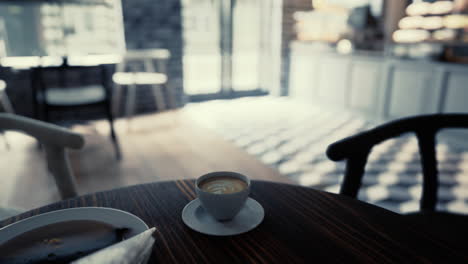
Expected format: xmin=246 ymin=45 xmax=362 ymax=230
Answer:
xmin=72 ymin=227 xmax=156 ymax=264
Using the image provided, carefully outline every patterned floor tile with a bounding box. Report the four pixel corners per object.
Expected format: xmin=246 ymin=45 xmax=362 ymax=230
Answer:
xmin=185 ymin=97 xmax=468 ymax=214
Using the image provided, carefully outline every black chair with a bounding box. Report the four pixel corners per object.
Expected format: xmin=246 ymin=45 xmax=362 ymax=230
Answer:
xmin=326 ymin=114 xmax=468 ymax=246
xmin=32 ymin=61 xmax=121 ymax=160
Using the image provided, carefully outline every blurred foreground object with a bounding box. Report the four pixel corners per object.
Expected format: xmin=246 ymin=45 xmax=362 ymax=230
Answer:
xmin=73 ymin=227 xmax=156 ymax=264
xmin=0 ymin=113 xmax=84 ymax=221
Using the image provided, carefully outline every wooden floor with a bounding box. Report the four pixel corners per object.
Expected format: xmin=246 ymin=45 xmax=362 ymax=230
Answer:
xmin=0 ymin=110 xmax=291 ymax=211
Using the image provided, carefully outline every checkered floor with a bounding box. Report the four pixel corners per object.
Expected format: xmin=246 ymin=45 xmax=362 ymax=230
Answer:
xmin=184 ymin=96 xmax=468 ymax=214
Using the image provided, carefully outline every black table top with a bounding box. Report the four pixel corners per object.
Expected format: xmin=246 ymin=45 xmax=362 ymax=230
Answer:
xmin=2 ymin=180 xmax=467 ymax=263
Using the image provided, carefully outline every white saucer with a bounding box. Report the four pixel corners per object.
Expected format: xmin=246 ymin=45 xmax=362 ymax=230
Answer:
xmin=182 ymin=198 xmax=264 ymax=236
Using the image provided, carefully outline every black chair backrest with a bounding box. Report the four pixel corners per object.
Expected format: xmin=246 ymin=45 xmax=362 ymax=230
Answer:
xmin=326 ymin=114 xmax=468 ymax=212
xmin=33 ymin=61 xmax=111 ymax=95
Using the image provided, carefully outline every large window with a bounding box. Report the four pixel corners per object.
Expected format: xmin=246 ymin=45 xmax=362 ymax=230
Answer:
xmin=182 ymin=0 xmax=221 ymax=95
xmin=182 ymin=0 xmax=282 ymax=97
xmin=0 ymin=1 xmax=125 ymax=57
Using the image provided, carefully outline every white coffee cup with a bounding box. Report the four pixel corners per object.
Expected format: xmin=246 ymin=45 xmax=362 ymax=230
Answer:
xmin=196 ymin=171 xmax=250 ymax=221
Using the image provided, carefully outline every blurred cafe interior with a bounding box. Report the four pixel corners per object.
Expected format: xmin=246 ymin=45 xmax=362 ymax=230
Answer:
xmin=1 ymin=0 xmax=468 ymax=247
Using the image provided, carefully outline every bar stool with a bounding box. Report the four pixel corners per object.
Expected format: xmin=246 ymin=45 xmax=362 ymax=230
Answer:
xmin=112 ymin=49 xmax=173 ymax=128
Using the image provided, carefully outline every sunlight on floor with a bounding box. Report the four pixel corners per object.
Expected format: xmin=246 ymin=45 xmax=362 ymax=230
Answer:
xmin=184 ymin=96 xmax=468 ymax=214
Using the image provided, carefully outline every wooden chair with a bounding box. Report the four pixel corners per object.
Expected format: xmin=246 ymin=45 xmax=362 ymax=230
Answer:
xmin=0 ymin=113 xmax=84 ymax=219
xmin=112 ymin=49 xmax=173 ymax=128
xmin=326 ymin=114 xmax=468 ymax=246
xmin=32 ymin=62 xmax=121 ymax=160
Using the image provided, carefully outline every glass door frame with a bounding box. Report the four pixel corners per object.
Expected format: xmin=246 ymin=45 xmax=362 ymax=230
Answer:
xmin=187 ymin=0 xmax=269 ymax=102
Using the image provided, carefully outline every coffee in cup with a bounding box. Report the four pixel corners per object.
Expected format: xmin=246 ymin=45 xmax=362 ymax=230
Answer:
xmin=199 ymin=176 xmax=248 ymax=194
xmin=196 ymin=172 xmax=250 ymax=221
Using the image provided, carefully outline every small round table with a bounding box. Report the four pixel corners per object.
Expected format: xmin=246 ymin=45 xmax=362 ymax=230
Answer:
xmin=1 ymin=180 xmax=467 ymax=263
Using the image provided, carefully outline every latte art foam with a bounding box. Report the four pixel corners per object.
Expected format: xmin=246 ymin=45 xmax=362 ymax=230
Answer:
xmin=199 ymin=176 xmax=247 ymax=194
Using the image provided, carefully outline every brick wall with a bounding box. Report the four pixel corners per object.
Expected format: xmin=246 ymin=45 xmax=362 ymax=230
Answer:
xmin=121 ymin=0 xmax=185 ymax=113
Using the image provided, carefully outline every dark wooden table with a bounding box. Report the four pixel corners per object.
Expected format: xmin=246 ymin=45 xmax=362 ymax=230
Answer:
xmin=1 ymin=180 xmax=467 ymax=263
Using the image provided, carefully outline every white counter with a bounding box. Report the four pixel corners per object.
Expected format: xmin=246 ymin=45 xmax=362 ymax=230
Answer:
xmin=289 ymin=41 xmax=468 ymax=144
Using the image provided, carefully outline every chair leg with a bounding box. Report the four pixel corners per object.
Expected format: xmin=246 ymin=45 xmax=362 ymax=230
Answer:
xmin=0 ymin=91 xmax=13 ymax=150
xmin=112 ymin=84 xmax=123 ymax=117
xmin=151 ymin=84 xmax=166 ymax=111
xmin=44 ymin=145 xmax=78 ymax=199
xmin=36 ymin=104 xmax=50 ymax=150
xmin=1 ymin=132 xmax=10 ymax=150
xmin=164 ymin=82 xmax=177 ymax=110
xmin=125 ymin=84 xmax=137 ymax=131
xmin=0 ymin=90 xmax=15 ymax=114
xmin=105 ymin=100 xmax=122 ymax=161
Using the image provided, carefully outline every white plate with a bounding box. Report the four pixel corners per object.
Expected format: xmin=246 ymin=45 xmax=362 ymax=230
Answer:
xmin=0 ymin=207 xmax=148 ymax=244
xmin=182 ymin=198 xmax=264 ymax=236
